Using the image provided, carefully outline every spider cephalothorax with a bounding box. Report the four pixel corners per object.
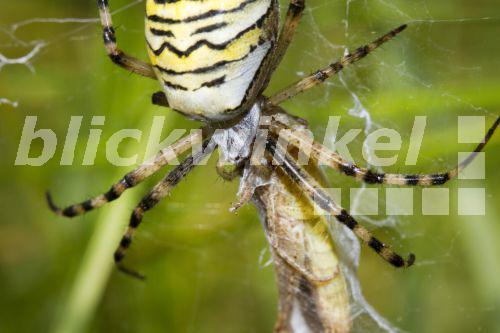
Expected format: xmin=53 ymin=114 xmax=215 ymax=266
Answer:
xmin=48 ymin=1 xmax=499 ymax=331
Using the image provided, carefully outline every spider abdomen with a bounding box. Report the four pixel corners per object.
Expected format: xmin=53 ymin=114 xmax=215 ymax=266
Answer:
xmin=146 ymin=0 xmax=278 ymax=121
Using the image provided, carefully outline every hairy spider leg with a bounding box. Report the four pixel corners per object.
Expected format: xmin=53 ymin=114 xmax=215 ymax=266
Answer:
xmin=266 ymin=137 xmax=415 ymax=268
xmin=269 ymin=116 xmax=499 ymax=186
xmin=47 ymin=129 xmax=210 ymax=217
xmin=268 ymin=24 xmax=407 ymax=105
xmin=270 ymin=0 xmax=306 ymax=71
xmin=97 ymin=0 xmax=156 ymax=78
xmin=115 ymin=140 xmax=216 ymax=280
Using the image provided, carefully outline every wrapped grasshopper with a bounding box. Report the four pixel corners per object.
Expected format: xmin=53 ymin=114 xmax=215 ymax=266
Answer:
xmin=240 ymin=110 xmax=351 ymax=332
xmin=253 ymin=160 xmax=351 ymax=333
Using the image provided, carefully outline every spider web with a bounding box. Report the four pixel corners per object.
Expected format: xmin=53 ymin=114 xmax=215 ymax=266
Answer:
xmin=290 ymin=2 xmax=499 ymax=332
xmin=284 ymin=2 xmax=499 ymax=332
xmin=2 ymin=1 xmax=499 ymax=332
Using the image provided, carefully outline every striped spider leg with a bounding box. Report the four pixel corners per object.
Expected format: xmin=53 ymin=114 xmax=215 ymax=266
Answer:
xmin=97 ymin=0 xmax=156 ymax=78
xmin=269 ymin=116 xmax=499 ymax=187
xmin=266 ymin=136 xmax=416 ymax=268
xmin=47 ymin=128 xmax=210 ymax=218
xmin=115 ymin=140 xmax=216 ymax=279
xmin=269 ymin=0 xmax=305 ymax=71
xmin=267 ymin=24 xmax=407 ymax=106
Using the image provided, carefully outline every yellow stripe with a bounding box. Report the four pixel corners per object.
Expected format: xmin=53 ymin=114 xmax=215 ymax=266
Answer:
xmin=149 ymin=27 xmax=263 ymax=72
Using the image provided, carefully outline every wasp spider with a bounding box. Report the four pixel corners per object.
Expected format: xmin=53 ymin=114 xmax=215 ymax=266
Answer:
xmin=48 ymin=0 xmax=498 ymax=285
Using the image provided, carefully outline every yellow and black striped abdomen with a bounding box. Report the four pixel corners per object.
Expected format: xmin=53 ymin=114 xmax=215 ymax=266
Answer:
xmin=145 ymin=0 xmax=278 ymax=121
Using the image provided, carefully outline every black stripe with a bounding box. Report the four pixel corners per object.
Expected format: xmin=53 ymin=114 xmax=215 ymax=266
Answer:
xmin=102 ymin=26 xmax=116 ymax=44
xmin=130 ymin=211 xmax=141 ymax=228
xmin=154 ymin=0 xmax=205 ymax=3
xmin=114 ymin=251 xmax=124 ymax=263
xmin=109 ymin=52 xmax=123 ymax=65
xmin=123 ymin=174 xmax=136 ymax=188
xmin=147 ymin=0 xmax=258 ymax=24
xmin=363 ymin=170 xmax=385 ymax=184
xmin=388 ymin=255 xmax=405 ymax=267
xmin=148 ymin=12 xmax=267 ymax=57
xmin=120 ymin=235 xmax=132 ymax=248
xmin=148 ymin=38 xmax=226 ymax=57
xmin=405 ymin=174 xmax=419 ymax=186
xmin=104 ymin=186 xmax=120 ymax=201
xmin=154 ymin=44 xmax=257 ymax=75
xmin=63 ymin=207 xmax=78 ymax=217
xmin=163 ymin=80 xmax=188 ymax=91
xmin=140 ymin=196 xmax=156 ymax=211
xmin=368 ymin=237 xmax=384 ymax=253
xmin=314 ymin=71 xmax=329 ymax=82
xmin=82 ymin=200 xmax=94 ymax=212
xmin=431 ymin=173 xmax=449 ymax=185
xmin=154 ymin=0 xmax=182 ymax=3
xmin=336 ymin=209 xmax=357 ymax=230
xmin=196 ymin=76 xmax=226 ymax=89
xmin=288 ymin=0 xmax=305 ymax=16
xmin=192 ymin=22 xmax=228 ymax=35
xmin=340 ymin=163 xmax=357 ymax=176
xmin=330 ymin=62 xmax=344 ymax=72
xmin=150 ymin=28 xmax=174 ymax=37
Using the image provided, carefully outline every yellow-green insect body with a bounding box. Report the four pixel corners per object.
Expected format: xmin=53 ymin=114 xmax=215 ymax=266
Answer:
xmin=145 ymin=0 xmax=278 ymax=121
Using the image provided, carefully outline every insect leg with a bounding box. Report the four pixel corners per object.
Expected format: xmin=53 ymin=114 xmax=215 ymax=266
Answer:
xmin=97 ymin=0 xmax=156 ymax=78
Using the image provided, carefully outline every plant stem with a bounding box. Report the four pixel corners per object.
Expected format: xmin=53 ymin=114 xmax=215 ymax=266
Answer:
xmin=52 ymin=192 xmax=137 ymax=333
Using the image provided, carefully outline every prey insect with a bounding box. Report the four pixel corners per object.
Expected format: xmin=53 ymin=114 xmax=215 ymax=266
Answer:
xmin=47 ymin=0 xmax=499 ymax=331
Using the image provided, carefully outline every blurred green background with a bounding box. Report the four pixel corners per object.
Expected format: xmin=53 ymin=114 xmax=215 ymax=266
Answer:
xmin=1 ymin=1 xmax=499 ymax=332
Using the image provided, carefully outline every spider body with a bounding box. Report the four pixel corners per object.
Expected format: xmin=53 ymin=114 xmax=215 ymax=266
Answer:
xmin=49 ymin=1 xmax=499 ymax=331
xmin=145 ymin=0 xmax=279 ymax=121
